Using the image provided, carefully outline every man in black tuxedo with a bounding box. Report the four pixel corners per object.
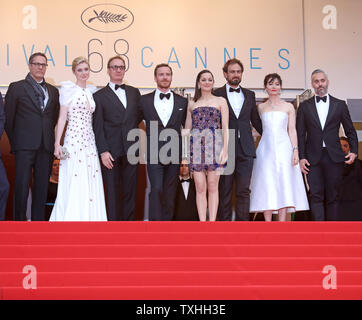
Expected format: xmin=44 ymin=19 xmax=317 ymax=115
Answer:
xmin=0 ymin=95 xmax=10 ymax=220
xmin=140 ymin=64 xmax=188 ymax=221
xmin=214 ymin=59 xmax=262 ymax=221
xmin=174 ymin=159 xmax=199 ymax=221
xmin=93 ymin=55 xmax=142 ymax=221
xmin=337 ymin=137 xmax=362 ymax=221
xmin=5 ymin=52 xmax=60 ymax=221
xmin=297 ymin=69 xmax=358 ymax=221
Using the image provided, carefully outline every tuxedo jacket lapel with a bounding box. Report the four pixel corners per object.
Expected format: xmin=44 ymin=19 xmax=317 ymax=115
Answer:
xmin=166 ymin=92 xmax=181 ymax=128
xmin=104 ymin=85 xmax=127 ymax=116
xmin=239 ymin=87 xmax=250 ymax=117
xmin=147 ymin=91 xmax=164 ymax=126
xmin=219 ymin=85 xmax=228 ymax=101
xmin=124 ymin=85 xmax=132 ymax=120
xmin=324 ymin=96 xmax=337 ymax=128
xmin=309 ymin=98 xmax=323 ymax=130
xmin=24 ymin=82 xmax=42 ymax=112
xmin=220 ymin=85 xmax=237 ymax=120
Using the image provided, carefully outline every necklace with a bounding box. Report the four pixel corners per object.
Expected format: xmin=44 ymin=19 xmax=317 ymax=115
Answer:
xmin=267 ymin=99 xmax=280 ymax=110
xmin=267 ymin=101 xmax=276 ymax=109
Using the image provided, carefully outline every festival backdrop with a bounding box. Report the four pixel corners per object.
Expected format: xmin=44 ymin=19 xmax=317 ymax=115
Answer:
xmin=0 ymin=0 xmax=305 ymax=88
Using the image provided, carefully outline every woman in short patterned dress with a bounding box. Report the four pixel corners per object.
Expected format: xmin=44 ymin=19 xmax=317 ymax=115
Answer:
xmin=184 ymin=70 xmax=229 ymax=221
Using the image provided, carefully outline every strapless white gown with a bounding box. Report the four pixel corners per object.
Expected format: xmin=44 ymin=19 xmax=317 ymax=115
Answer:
xmin=250 ymin=111 xmax=309 ymax=213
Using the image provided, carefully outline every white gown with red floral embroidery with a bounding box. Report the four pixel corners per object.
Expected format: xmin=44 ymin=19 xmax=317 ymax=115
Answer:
xmin=50 ymin=81 xmax=107 ymax=221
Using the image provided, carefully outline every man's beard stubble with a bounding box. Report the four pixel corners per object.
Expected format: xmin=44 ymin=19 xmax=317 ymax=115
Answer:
xmin=228 ymin=78 xmax=241 ymax=86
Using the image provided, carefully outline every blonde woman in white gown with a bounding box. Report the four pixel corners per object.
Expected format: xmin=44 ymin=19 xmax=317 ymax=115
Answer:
xmin=249 ymin=73 xmax=309 ymax=221
xmin=50 ymin=57 xmax=107 ymax=221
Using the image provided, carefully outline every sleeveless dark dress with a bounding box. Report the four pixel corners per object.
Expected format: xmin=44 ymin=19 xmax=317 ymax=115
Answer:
xmin=190 ymin=106 xmax=224 ymax=172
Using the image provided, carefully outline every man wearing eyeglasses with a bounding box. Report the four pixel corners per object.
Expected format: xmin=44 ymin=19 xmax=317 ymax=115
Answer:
xmin=4 ymin=52 xmax=60 ymax=221
xmin=93 ymin=55 xmax=142 ymax=221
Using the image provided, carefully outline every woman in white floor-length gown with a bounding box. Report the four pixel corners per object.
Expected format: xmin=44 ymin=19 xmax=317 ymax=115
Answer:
xmin=50 ymin=57 xmax=107 ymax=221
xmin=249 ymin=73 xmax=309 ymax=221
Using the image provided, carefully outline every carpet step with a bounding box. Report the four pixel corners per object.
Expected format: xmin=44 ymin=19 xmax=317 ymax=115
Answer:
xmin=1 ymin=231 xmax=361 ymax=245
xmin=1 ymin=221 xmax=361 ymax=233
xmin=2 ymin=285 xmax=362 ymax=300
xmin=1 ymin=221 xmax=361 ymax=300
xmin=1 ymin=271 xmax=361 ymax=287
xmin=1 ymin=257 xmax=361 ymax=272
xmin=1 ymin=244 xmax=362 ymax=258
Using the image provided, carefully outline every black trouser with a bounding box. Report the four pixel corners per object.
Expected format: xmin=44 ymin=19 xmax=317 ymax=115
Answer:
xmin=147 ymin=163 xmax=179 ymax=221
xmin=102 ymin=155 xmax=138 ymax=221
xmin=307 ymin=148 xmax=344 ymax=221
xmin=218 ymin=156 xmax=254 ymax=221
xmin=14 ymin=148 xmax=53 ymax=221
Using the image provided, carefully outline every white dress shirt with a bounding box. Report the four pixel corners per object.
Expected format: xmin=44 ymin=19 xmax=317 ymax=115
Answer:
xmin=154 ymin=89 xmax=174 ymax=127
xmin=315 ymin=94 xmax=329 ymax=147
xmin=109 ymin=82 xmax=127 ymax=109
xmin=226 ymin=84 xmax=245 ymax=118
xmin=180 ymin=176 xmax=190 ymax=200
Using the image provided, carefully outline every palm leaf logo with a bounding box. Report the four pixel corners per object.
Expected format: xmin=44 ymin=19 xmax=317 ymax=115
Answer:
xmin=88 ymin=10 xmax=127 ymax=24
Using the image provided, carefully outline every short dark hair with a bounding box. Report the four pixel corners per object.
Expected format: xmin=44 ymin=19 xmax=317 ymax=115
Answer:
xmin=28 ymin=52 xmax=47 ymax=64
xmin=340 ymin=136 xmax=349 ymax=142
xmin=264 ymin=73 xmax=282 ymax=88
xmin=222 ymin=58 xmax=244 ymax=73
xmin=107 ymin=55 xmax=126 ymax=69
xmin=154 ymin=63 xmax=173 ymax=77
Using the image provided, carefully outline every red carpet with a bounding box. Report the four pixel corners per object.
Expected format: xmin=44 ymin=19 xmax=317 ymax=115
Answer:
xmin=0 ymin=222 xmax=361 ymax=299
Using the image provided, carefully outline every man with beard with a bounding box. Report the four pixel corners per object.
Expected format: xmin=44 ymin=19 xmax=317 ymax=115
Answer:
xmin=214 ymin=59 xmax=262 ymax=221
xmin=140 ymin=64 xmax=188 ymax=220
xmin=296 ymin=69 xmax=358 ymax=221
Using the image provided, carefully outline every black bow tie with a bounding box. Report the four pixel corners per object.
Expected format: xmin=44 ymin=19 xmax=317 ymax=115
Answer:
xmin=181 ymin=178 xmax=191 ymax=183
xmin=316 ymin=96 xmax=327 ymax=103
xmin=229 ymin=87 xmax=241 ymax=93
xmin=115 ymin=84 xmax=126 ymax=90
xmin=160 ymin=92 xmax=171 ymax=100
